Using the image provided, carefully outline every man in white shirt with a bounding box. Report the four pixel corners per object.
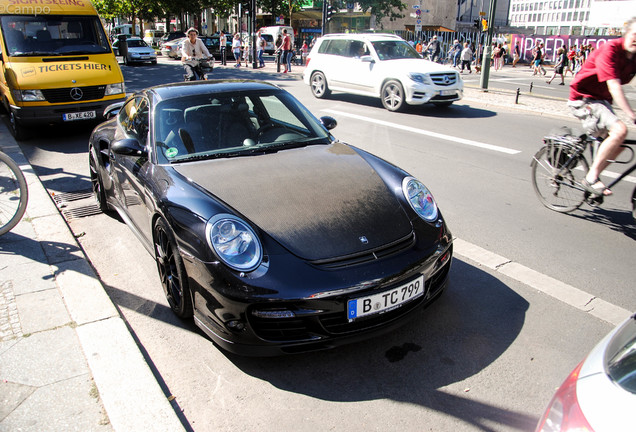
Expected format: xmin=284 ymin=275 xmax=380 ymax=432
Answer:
xmin=181 ymin=27 xmax=212 ymax=80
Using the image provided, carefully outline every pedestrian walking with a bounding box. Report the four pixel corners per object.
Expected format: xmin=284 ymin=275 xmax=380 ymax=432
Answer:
xmin=460 ymin=42 xmax=473 ymax=73
xmin=512 ymin=42 xmax=520 ymax=67
xmin=232 ymin=32 xmax=241 ymax=68
xmin=282 ymin=29 xmax=292 ymax=73
xmin=256 ymin=31 xmax=265 ymax=68
xmin=219 ymin=31 xmax=227 ymax=65
xmin=546 ymin=47 xmax=567 ymax=85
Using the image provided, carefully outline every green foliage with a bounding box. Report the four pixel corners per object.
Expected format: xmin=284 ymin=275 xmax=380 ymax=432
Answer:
xmin=356 ymin=0 xmax=407 ymax=27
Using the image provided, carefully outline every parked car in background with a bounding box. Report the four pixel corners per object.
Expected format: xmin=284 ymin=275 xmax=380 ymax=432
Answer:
xmin=160 ymin=31 xmax=184 ymax=44
xmin=303 ymin=33 xmax=463 ymax=112
xmin=89 ymin=80 xmax=453 ymax=356
xmin=535 ymin=313 xmax=636 ymax=432
xmin=113 ymin=37 xmax=156 ymax=65
xmin=161 ymin=37 xmax=185 ymax=58
xmin=260 ymin=26 xmax=294 ymax=52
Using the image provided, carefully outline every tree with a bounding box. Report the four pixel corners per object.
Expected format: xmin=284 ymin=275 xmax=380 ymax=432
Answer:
xmin=356 ymin=0 xmax=407 ymax=28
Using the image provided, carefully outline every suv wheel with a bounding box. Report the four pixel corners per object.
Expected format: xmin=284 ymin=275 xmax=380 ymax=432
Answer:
xmin=381 ymin=80 xmax=405 ymax=112
xmin=310 ymin=72 xmax=330 ymax=99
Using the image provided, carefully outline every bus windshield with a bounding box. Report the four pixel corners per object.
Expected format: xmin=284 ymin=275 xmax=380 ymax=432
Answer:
xmin=1 ymin=15 xmax=111 ymax=56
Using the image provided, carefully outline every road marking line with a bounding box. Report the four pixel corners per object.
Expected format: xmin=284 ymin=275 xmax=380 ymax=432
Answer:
xmin=453 ymin=238 xmax=632 ymax=326
xmin=323 ymin=109 xmax=522 ymax=155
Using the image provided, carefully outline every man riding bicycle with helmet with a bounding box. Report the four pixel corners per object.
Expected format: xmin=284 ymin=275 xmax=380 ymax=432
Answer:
xmin=568 ymin=17 xmax=636 ymax=197
xmin=181 ymin=27 xmax=213 ymax=81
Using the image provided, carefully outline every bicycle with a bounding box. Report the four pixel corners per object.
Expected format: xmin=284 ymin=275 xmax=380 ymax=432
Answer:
xmin=0 ymin=150 xmax=28 ymax=235
xmin=531 ymin=127 xmax=636 ymax=217
xmin=183 ymin=57 xmax=213 ymax=81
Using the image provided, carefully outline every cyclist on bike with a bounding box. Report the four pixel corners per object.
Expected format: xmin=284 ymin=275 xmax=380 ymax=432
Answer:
xmin=181 ymin=27 xmax=213 ymax=81
xmin=567 ymin=17 xmax=636 ymax=197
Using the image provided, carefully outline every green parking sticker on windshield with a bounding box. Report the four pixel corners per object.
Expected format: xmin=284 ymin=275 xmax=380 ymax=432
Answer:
xmin=166 ymin=147 xmax=179 ymax=158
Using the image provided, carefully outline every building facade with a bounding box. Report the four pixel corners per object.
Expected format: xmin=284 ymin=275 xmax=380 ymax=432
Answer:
xmin=509 ymin=0 xmax=635 ymax=35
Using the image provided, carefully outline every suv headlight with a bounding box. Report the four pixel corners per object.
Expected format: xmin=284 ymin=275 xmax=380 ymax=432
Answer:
xmin=206 ymin=214 xmax=263 ymax=271
xmin=402 ymin=176 xmax=438 ymax=222
xmin=12 ymin=89 xmax=45 ymax=102
xmin=408 ymin=73 xmax=432 ymax=85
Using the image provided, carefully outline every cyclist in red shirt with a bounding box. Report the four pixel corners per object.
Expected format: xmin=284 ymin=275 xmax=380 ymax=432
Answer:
xmin=568 ymin=17 xmax=636 ymax=196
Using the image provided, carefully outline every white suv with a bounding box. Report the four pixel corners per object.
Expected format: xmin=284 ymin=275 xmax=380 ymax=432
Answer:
xmin=303 ymin=33 xmax=463 ymax=112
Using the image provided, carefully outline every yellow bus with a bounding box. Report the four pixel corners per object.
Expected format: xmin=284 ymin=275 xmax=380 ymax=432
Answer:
xmin=0 ymin=0 xmax=126 ymax=139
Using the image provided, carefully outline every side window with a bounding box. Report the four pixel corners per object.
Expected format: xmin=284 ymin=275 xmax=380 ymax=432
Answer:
xmin=347 ymin=41 xmax=368 ymax=58
xmin=318 ymin=39 xmax=349 ymax=56
xmin=119 ymin=97 xmax=149 ymax=146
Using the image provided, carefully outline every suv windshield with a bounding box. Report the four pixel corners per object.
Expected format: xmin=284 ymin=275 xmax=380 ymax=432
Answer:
xmin=155 ymin=90 xmax=331 ymax=164
xmin=1 ymin=15 xmax=111 ymax=56
xmin=371 ymin=40 xmax=421 ymax=60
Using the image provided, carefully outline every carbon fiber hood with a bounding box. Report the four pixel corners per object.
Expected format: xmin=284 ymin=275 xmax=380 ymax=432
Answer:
xmin=174 ymin=142 xmax=413 ymax=261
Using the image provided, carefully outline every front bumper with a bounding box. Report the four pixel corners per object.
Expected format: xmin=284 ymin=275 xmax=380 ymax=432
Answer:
xmin=405 ymin=84 xmax=463 ymax=105
xmin=184 ymin=220 xmax=453 ymax=356
xmin=10 ymin=97 xmax=127 ymax=125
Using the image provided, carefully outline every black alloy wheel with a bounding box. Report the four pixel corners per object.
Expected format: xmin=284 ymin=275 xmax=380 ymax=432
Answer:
xmin=154 ymin=218 xmax=193 ymax=318
xmin=89 ymin=150 xmax=110 ymax=213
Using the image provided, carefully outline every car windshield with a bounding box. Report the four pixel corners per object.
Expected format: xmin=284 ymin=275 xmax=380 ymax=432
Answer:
xmin=608 ymin=318 xmax=636 ymax=394
xmin=126 ymin=39 xmax=149 ymax=48
xmin=155 ymin=89 xmax=332 ymax=164
xmin=1 ymin=15 xmax=111 ymax=56
xmin=371 ymin=40 xmax=422 ymax=60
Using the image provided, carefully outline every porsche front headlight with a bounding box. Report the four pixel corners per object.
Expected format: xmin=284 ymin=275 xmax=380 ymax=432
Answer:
xmin=402 ymin=176 xmax=438 ymax=222
xmin=206 ymin=214 xmax=262 ymax=271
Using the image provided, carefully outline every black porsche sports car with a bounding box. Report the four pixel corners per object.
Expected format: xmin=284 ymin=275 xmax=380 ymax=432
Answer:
xmin=89 ymin=80 xmax=453 ymax=356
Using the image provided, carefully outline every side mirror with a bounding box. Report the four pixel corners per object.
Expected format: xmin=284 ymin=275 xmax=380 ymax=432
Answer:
xmin=112 ymin=138 xmax=147 ymax=157
xmin=103 ymin=101 xmax=124 ymax=119
xmin=320 ymin=116 xmax=337 ymax=131
xmin=360 ymin=55 xmax=374 ymax=63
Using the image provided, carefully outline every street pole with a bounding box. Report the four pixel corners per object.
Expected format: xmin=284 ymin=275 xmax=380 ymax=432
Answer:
xmin=321 ymin=0 xmax=327 ymax=36
xmin=479 ymin=0 xmax=497 ymax=90
xmin=251 ymin=0 xmax=257 ymax=69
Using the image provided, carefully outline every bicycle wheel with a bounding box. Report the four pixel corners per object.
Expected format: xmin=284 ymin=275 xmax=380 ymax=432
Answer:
xmin=0 ymin=151 xmax=28 ymax=235
xmin=531 ymin=144 xmax=589 ymax=213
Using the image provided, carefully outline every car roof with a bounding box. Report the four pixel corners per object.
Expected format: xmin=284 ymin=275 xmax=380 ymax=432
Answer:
xmin=147 ymin=80 xmax=283 ymax=103
xmin=319 ymin=33 xmax=403 ymax=42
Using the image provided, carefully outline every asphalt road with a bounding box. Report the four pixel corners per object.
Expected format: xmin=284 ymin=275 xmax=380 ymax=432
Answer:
xmin=7 ymin=57 xmax=633 ymax=431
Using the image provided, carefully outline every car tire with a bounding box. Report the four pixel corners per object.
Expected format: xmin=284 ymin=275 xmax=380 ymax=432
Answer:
xmin=154 ymin=218 xmax=193 ymax=319
xmin=381 ymin=80 xmax=405 ymax=112
xmin=151 ymin=60 xmax=157 ymax=65
xmin=89 ymin=148 xmax=111 ymax=213
xmin=8 ymin=109 xmax=28 ymax=141
xmin=310 ymin=71 xmax=331 ymax=99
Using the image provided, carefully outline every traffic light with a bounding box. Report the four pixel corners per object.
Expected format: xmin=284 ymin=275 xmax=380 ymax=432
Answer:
xmin=473 ymin=19 xmax=479 ymax=29
xmin=327 ymin=5 xmax=335 ymax=21
xmin=481 ymin=19 xmax=488 ymax=31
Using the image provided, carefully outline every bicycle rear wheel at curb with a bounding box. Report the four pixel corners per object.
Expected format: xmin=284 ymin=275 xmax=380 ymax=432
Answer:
xmin=0 ymin=151 xmax=28 ymax=235
xmin=531 ymin=144 xmax=589 ymax=213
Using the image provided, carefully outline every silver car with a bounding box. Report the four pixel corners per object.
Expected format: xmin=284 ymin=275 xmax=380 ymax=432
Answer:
xmin=113 ymin=37 xmax=157 ymax=65
xmin=536 ymin=313 xmax=636 ymax=432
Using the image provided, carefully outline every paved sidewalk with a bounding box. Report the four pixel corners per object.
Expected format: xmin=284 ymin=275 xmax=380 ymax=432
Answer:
xmin=0 ymin=59 xmax=633 ymax=432
xmin=0 ymin=129 xmax=185 ymax=431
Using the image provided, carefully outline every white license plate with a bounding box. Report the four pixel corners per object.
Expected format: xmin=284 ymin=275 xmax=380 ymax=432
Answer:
xmin=440 ymin=90 xmax=456 ymax=96
xmin=63 ymin=111 xmax=96 ymax=121
xmin=347 ymin=275 xmax=425 ymax=321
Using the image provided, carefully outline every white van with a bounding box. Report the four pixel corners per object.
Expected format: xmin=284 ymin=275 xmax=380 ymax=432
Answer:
xmin=259 ymin=26 xmax=294 ymax=52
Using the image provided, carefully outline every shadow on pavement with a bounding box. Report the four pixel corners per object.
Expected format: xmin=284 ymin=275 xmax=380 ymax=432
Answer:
xmin=222 ymin=258 xmax=535 ymax=431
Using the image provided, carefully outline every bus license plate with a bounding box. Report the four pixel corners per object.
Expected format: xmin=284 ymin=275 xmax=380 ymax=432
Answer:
xmin=63 ymin=111 xmax=96 ymax=121
xmin=347 ymin=275 xmax=425 ymax=322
